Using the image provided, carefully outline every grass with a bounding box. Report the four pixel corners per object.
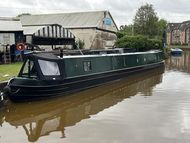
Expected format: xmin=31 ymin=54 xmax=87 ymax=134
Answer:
xmin=0 ymin=62 xmax=23 ymax=81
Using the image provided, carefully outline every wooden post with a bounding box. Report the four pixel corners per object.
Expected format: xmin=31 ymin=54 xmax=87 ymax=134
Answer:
xmin=3 ymin=44 xmax=11 ymax=64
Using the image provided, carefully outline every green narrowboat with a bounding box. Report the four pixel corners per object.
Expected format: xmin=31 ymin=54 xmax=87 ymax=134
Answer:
xmin=3 ymin=50 xmax=164 ymax=102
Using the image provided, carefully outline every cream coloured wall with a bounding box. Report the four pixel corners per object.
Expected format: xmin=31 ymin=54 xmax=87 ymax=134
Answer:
xmin=70 ymin=28 xmax=117 ymax=49
xmin=70 ymin=28 xmax=96 ymax=49
xmin=97 ymin=11 xmax=118 ymax=33
xmin=69 ymin=11 xmax=118 ymax=49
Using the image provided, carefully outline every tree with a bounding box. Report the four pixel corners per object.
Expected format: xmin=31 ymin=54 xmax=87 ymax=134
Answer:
xmin=117 ymin=24 xmax=134 ymax=39
xmin=133 ymin=3 xmax=158 ymax=37
xmin=119 ymin=24 xmax=134 ymax=36
xmin=157 ymin=19 xmax=167 ymax=37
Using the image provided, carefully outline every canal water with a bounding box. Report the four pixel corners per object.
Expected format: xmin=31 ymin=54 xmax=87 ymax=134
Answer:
xmin=1 ymin=51 xmax=190 ymax=143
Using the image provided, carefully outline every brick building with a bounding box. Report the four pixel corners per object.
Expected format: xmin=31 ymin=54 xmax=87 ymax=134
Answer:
xmin=167 ymin=21 xmax=190 ymax=45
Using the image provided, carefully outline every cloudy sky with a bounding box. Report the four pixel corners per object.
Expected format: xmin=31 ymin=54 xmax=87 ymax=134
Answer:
xmin=0 ymin=0 xmax=190 ymax=27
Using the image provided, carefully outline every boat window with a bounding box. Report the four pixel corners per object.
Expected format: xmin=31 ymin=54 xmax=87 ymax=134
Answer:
xmin=22 ymin=59 xmax=37 ymax=78
xmin=38 ymin=60 xmax=60 ymax=76
xmin=83 ymin=61 xmax=92 ymax=72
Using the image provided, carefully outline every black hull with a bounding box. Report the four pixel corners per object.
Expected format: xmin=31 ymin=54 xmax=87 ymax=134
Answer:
xmin=7 ymin=62 xmax=164 ymax=102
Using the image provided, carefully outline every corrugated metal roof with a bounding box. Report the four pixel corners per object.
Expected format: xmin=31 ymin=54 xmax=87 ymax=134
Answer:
xmin=23 ymin=25 xmax=75 ymax=39
xmin=0 ymin=20 xmax=23 ymax=31
xmin=20 ymin=11 xmax=108 ymax=28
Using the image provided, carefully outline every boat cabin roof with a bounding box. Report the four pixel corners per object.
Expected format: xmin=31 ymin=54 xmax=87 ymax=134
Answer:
xmin=27 ymin=50 xmax=161 ymax=61
xmin=31 ymin=53 xmax=60 ymax=60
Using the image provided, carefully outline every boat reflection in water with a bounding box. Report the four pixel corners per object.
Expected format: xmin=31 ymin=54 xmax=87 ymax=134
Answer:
xmin=4 ymin=66 xmax=164 ymax=142
xmin=166 ymin=50 xmax=190 ymax=73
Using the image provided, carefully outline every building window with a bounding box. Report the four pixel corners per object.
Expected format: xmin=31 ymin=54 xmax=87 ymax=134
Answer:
xmin=83 ymin=61 xmax=92 ymax=72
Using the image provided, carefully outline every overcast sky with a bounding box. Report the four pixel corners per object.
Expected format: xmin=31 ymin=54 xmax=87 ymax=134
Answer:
xmin=1 ymin=0 xmax=190 ymax=27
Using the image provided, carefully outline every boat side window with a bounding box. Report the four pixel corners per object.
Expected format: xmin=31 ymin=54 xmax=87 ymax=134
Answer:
xmin=83 ymin=61 xmax=92 ymax=72
xmin=22 ymin=59 xmax=37 ymax=78
xmin=38 ymin=60 xmax=60 ymax=76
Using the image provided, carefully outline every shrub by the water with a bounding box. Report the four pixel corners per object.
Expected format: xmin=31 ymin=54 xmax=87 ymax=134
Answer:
xmin=115 ymin=35 xmax=162 ymax=51
xmin=147 ymin=39 xmax=162 ymax=50
xmin=116 ymin=32 xmax=128 ymax=39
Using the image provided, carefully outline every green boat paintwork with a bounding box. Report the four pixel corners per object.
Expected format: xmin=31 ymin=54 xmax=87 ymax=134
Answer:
xmin=64 ymin=51 xmax=163 ymax=78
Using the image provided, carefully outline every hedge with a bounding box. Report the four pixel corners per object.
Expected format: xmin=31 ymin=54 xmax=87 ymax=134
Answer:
xmin=115 ymin=35 xmax=162 ymax=51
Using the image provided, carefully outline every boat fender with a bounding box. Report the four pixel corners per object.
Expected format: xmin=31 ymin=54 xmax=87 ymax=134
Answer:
xmin=3 ymin=86 xmax=20 ymax=95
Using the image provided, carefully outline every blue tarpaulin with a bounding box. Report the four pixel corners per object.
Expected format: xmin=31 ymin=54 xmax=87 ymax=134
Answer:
xmin=15 ymin=50 xmax=31 ymax=56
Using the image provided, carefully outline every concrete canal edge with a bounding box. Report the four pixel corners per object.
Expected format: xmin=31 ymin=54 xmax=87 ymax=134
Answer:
xmin=0 ymin=81 xmax=8 ymax=91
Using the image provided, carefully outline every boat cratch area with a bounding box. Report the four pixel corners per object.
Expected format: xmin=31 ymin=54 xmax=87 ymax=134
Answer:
xmin=3 ymin=50 xmax=164 ymax=102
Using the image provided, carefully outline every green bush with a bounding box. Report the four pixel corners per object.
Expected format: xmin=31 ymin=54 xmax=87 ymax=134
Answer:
xmin=115 ymin=35 xmax=162 ymax=51
xmin=147 ymin=39 xmax=162 ymax=50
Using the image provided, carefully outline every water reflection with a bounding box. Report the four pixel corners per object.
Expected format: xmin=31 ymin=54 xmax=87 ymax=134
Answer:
xmin=166 ymin=51 xmax=190 ymax=73
xmin=1 ymin=67 xmax=164 ymax=142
